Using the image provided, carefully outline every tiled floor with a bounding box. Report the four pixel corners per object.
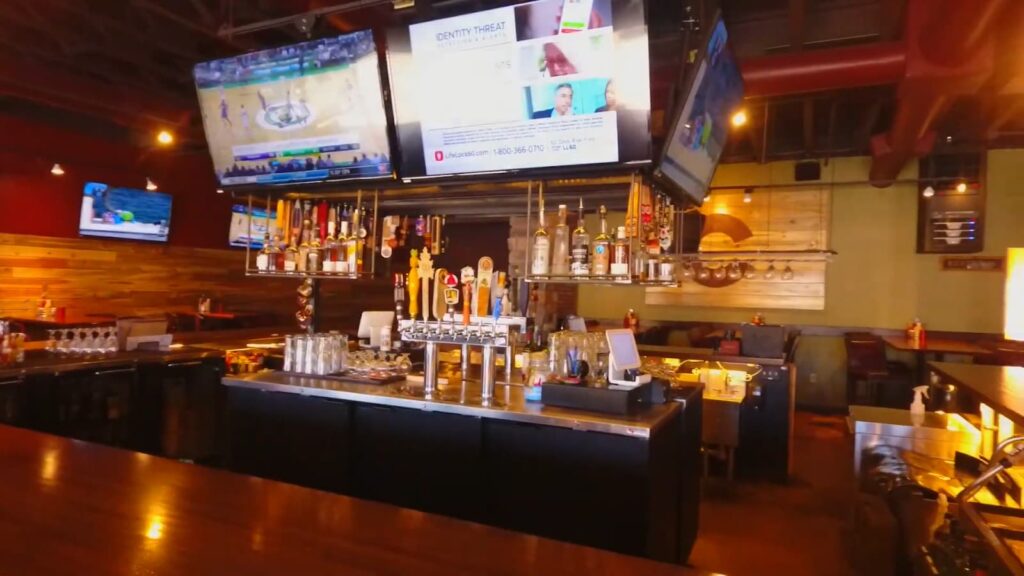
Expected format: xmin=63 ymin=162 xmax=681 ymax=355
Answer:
xmin=688 ymin=412 xmax=856 ymax=576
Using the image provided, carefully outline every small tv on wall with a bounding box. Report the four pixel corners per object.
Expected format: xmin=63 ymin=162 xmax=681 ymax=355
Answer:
xmin=655 ymin=14 xmax=744 ymax=204
xmin=79 ymin=182 xmax=172 ymax=243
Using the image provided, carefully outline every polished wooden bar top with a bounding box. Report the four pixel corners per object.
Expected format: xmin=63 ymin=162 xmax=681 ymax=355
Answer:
xmin=0 ymin=425 xmax=708 ymax=576
xmin=883 ymin=336 xmax=991 ymax=356
xmin=0 ymin=347 xmax=222 ymax=380
xmin=929 ymin=361 xmax=1024 ymax=427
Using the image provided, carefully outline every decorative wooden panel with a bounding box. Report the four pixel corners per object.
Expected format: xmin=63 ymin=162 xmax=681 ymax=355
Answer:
xmin=698 ymin=187 xmax=830 ymax=251
xmin=0 ymin=233 xmax=391 ymax=330
xmin=648 ymin=187 xmax=831 ymax=311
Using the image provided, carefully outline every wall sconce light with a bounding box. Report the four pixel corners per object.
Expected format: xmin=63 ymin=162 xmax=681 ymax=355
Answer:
xmin=145 ymin=178 xmax=158 ymax=191
xmin=50 ymin=163 xmax=65 ymax=176
xmin=922 ymin=186 xmax=935 ymax=198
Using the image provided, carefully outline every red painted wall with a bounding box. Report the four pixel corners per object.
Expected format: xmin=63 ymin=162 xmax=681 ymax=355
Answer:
xmin=0 ymin=114 xmax=236 ymax=249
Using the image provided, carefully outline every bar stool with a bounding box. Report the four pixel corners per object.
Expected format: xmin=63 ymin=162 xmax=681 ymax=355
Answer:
xmin=844 ymin=333 xmax=912 ymax=407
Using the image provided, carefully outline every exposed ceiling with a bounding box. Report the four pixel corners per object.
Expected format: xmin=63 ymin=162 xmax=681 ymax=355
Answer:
xmin=0 ymin=0 xmax=1021 ymax=176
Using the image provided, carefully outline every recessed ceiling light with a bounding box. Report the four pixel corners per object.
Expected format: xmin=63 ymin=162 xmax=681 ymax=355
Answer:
xmin=156 ymin=130 xmax=174 ymax=145
xmin=50 ymin=163 xmax=65 ymax=176
xmin=922 ymin=186 xmax=935 ymax=198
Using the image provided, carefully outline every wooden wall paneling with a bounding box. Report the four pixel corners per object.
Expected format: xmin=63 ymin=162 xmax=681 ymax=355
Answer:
xmin=699 ymin=187 xmax=830 ymax=252
xmin=0 ymin=233 xmax=391 ymax=329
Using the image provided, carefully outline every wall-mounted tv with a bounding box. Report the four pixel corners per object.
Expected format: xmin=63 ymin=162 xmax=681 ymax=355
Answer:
xmin=229 ymin=204 xmax=278 ymax=248
xmin=193 ymin=29 xmax=393 ymax=187
xmin=387 ymin=0 xmax=651 ymax=180
xmin=79 ymin=182 xmax=172 ymax=243
xmin=655 ymin=15 xmax=744 ymax=204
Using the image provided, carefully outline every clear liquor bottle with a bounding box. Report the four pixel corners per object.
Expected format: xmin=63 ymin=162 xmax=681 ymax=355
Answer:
xmin=284 ymin=239 xmax=298 ymax=272
xmin=266 ymin=236 xmax=280 ymax=272
xmin=551 ymin=204 xmax=570 ymax=276
xmin=611 ymin=226 xmax=630 ymax=277
xmin=307 ymin=224 xmax=322 ymax=272
xmin=256 ymin=233 xmax=271 ymax=272
xmin=531 ymin=197 xmax=550 ymax=276
xmin=591 ymin=205 xmax=611 ymax=276
xmin=323 ymin=216 xmax=338 ymax=273
xmin=570 ymin=198 xmax=590 ymax=276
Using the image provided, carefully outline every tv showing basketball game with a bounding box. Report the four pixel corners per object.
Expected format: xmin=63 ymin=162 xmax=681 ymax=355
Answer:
xmin=193 ymin=30 xmax=393 ymax=187
xmin=79 ymin=183 xmax=172 ymax=242
xmin=387 ymin=0 xmax=651 ymax=179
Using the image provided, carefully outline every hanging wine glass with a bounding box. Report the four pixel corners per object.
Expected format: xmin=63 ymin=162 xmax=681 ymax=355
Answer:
xmin=727 ymin=260 xmax=743 ymax=281
xmin=681 ymin=261 xmax=694 ymax=280
xmin=763 ymin=261 xmax=777 ymax=280
xmin=696 ymin=263 xmax=711 ymax=281
xmin=743 ymin=262 xmax=759 ymax=280
xmin=712 ymin=264 xmax=727 ymax=280
xmin=781 ymin=261 xmax=795 ymax=281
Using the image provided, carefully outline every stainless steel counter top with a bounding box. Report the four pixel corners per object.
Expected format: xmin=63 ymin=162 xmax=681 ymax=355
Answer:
xmin=0 ymin=348 xmax=222 ymax=381
xmin=222 ymin=371 xmax=692 ymax=439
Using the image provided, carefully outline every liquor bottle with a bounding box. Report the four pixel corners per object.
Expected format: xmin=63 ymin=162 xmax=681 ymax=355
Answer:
xmin=531 ymin=193 xmax=550 ymax=276
xmin=339 ymin=219 xmax=352 ymax=272
xmin=592 ymin=205 xmax=611 ymax=276
xmin=353 ymin=207 xmax=365 ymax=274
xmin=551 ymin=204 xmax=570 ymax=275
xmin=611 ymin=226 xmax=630 ymax=276
xmin=297 ymin=206 xmax=310 ymax=273
xmin=267 ymin=235 xmax=280 ymax=272
xmin=256 ymin=233 xmax=271 ymax=272
xmin=344 ymin=219 xmax=358 ymax=274
xmin=284 ymin=239 xmax=298 ymax=272
xmin=323 ymin=209 xmax=338 ymax=273
xmin=308 ymin=224 xmax=322 ymax=272
xmin=570 ymin=198 xmax=590 ymax=276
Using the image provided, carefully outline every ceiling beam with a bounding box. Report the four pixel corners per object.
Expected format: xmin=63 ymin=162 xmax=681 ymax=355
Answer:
xmin=0 ymin=55 xmax=192 ymax=129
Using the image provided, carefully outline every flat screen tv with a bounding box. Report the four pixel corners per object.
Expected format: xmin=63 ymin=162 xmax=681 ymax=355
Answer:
xmin=655 ymin=15 xmax=744 ymax=204
xmin=193 ymin=29 xmax=393 ymax=187
xmin=386 ymin=0 xmax=651 ymax=180
xmin=228 ymin=204 xmax=278 ymax=248
xmin=79 ymin=182 xmax=172 ymax=242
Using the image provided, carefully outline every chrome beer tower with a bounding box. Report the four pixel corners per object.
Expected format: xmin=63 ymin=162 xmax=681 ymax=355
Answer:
xmin=399 ymin=315 xmax=526 ymax=405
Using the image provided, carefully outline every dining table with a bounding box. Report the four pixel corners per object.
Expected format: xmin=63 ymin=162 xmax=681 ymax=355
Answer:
xmin=883 ymin=335 xmax=992 ymax=384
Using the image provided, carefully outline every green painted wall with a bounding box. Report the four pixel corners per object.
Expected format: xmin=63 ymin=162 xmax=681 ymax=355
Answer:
xmin=579 ymin=151 xmax=1024 ymax=332
xmin=575 ymin=151 xmax=1024 ymax=408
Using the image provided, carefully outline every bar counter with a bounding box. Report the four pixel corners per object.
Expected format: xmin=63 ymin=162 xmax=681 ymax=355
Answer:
xmin=929 ymin=361 xmax=1024 ymax=427
xmin=0 ymin=423 xmax=707 ymax=576
xmin=223 ymin=370 xmax=686 ymax=438
xmin=0 ymin=347 xmax=223 ymax=380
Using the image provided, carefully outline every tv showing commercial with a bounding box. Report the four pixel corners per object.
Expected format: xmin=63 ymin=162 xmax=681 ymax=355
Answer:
xmin=193 ymin=29 xmax=393 ymax=187
xmin=656 ymin=16 xmax=744 ymax=204
xmin=387 ymin=0 xmax=651 ymax=179
xmin=79 ymin=183 xmax=172 ymax=243
xmin=229 ymin=204 xmax=278 ymax=248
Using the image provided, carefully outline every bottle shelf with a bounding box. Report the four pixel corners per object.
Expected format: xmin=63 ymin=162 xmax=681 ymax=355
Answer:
xmin=524 ymin=275 xmax=678 ymax=287
xmin=244 ymin=269 xmax=376 ymax=280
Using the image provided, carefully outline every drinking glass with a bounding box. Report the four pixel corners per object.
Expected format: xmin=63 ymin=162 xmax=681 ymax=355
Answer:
xmin=59 ymin=330 xmax=73 ymax=355
xmin=743 ymin=263 xmax=759 ymax=280
xmin=681 ymin=261 xmax=694 ymax=280
xmin=696 ymin=266 xmax=711 ymax=281
xmin=763 ymin=262 xmax=777 ymax=280
xmin=283 ymin=335 xmax=295 ymax=372
xmin=712 ymin=265 xmax=727 ymax=280
xmin=105 ymin=327 xmax=118 ymax=354
xmin=727 ymin=261 xmax=743 ymax=281
xmin=46 ymin=330 xmax=57 ymax=353
xmin=781 ymin=262 xmax=795 ymax=281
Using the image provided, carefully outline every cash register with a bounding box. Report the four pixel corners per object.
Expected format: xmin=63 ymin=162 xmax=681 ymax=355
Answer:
xmin=606 ymin=329 xmax=652 ymax=387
